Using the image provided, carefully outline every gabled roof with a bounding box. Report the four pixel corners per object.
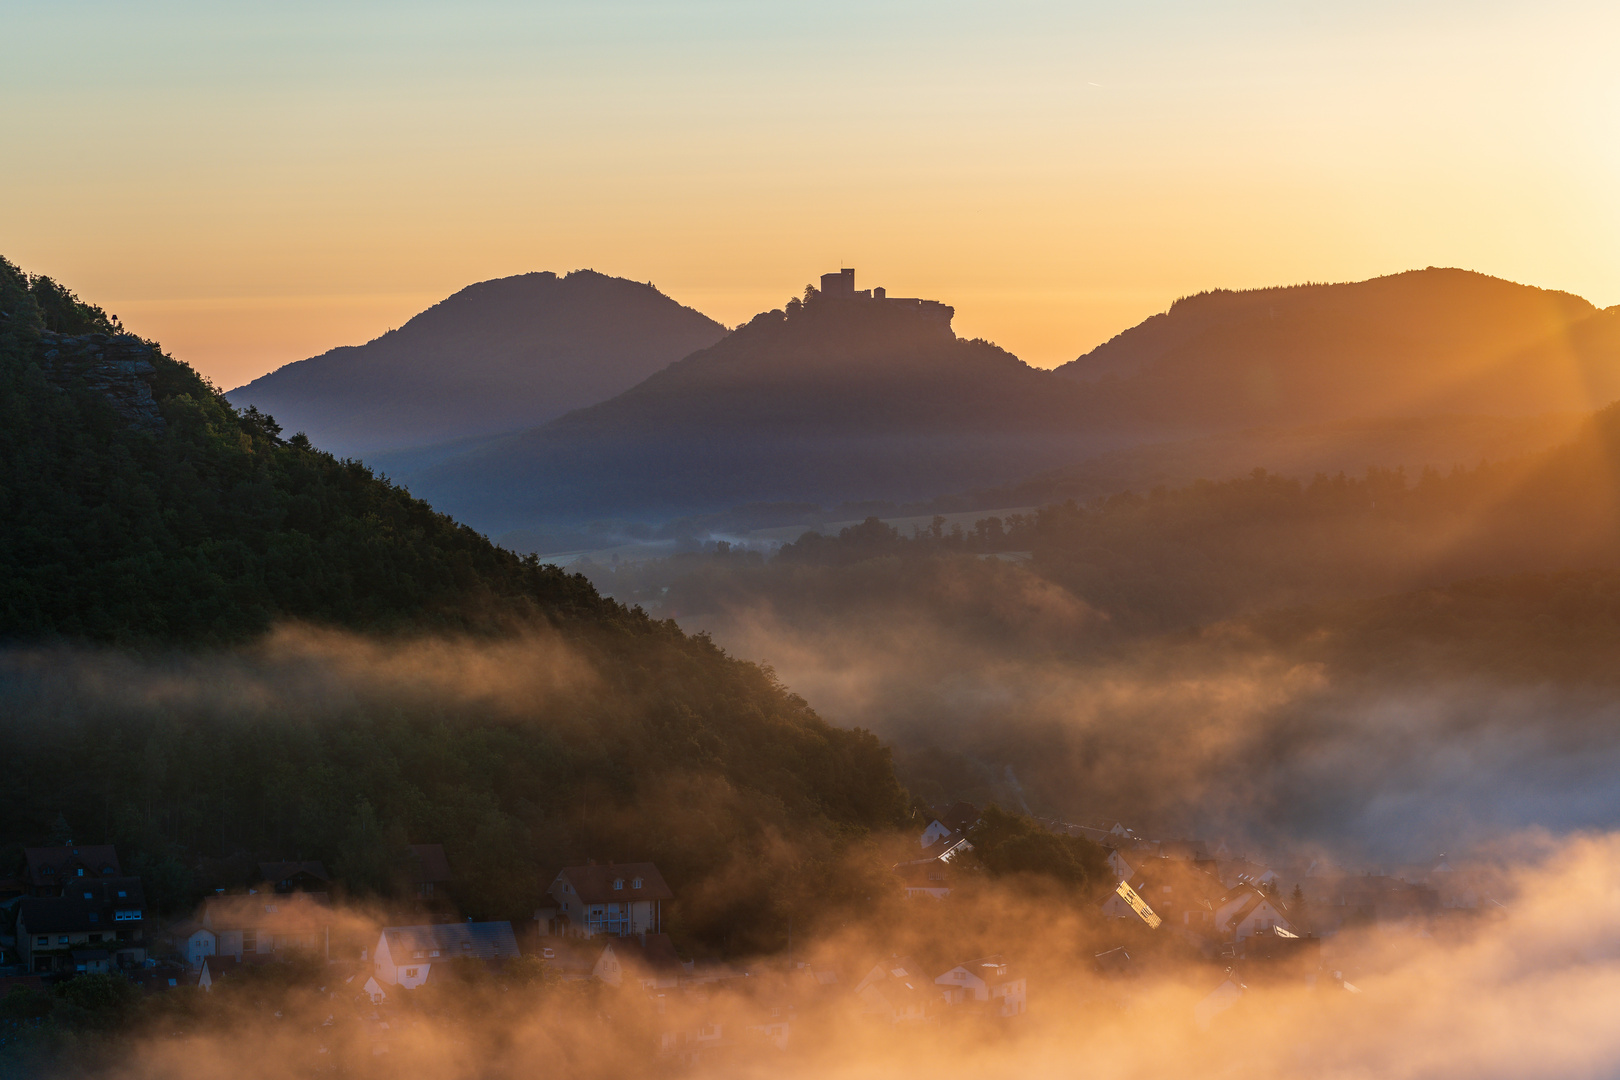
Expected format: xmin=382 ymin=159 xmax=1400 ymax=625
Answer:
xmin=903 ymin=834 xmax=973 ymax=865
xmin=406 ymin=845 xmax=452 ymax=885
xmin=382 ymin=921 xmax=520 ymax=962
xmin=932 ymin=803 xmax=982 ymax=834
xmin=23 ymin=846 xmax=121 ymax=886
xmin=18 ymin=877 xmax=146 ymax=934
xmin=940 ymin=954 xmax=1021 ymax=983
xmin=553 ymin=862 xmax=673 ymax=904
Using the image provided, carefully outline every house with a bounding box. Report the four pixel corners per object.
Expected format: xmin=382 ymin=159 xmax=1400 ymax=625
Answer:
xmin=373 ymin=921 xmax=520 ymax=989
xmin=934 ymin=955 xmax=1026 ymax=1016
xmin=899 ymin=832 xmax=974 ymax=867
xmin=165 ymin=918 xmax=218 ymax=969
xmin=544 ymin=862 xmax=673 ymax=938
xmin=1216 ymin=855 xmax=1279 ymax=891
xmin=1213 ymin=885 xmax=1294 ymax=942
xmin=405 ymin=845 xmax=452 ymax=900
xmin=593 ymin=933 xmax=683 ymax=989
xmin=22 ymin=846 xmax=122 ymax=897
xmin=920 ymin=802 xmax=981 ymax=846
xmin=896 ymin=861 xmax=953 ymax=899
xmin=200 ymin=892 xmax=331 ymax=960
xmin=1101 ymin=857 xmax=1226 ymax=938
xmin=853 ymin=957 xmax=933 ymax=1024
xmin=255 ymin=861 xmax=330 ymax=894
xmin=16 ymin=876 xmax=146 ymax=972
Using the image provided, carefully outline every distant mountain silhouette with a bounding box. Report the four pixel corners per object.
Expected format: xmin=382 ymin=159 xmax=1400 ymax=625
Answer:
xmin=381 ymin=276 xmax=1114 ymax=531
xmin=1056 ymin=268 xmax=1617 ymax=424
xmin=227 ymin=270 xmax=727 ymax=455
xmin=375 ymin=268 xmax=1620 ymax=537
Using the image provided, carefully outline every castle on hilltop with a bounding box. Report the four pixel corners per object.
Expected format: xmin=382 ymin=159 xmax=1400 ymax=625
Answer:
xmin=817 ymin=268 xmax=954 ymax=326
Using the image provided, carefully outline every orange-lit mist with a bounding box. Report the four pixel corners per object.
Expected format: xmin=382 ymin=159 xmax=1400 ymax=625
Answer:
xmin=102 ymin=832 xmax=1620 ymax=1080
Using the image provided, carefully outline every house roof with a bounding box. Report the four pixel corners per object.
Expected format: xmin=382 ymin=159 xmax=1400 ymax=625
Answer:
xmin=256 ymin=861 xmax=330 ymax=886
xmin=554 ymin=862 xmax=673 ymax=903
xmin=1159 ymin=839 xmax=1211 ymax=861
xmin=23 ymin=846 xmax=121 ymax=886
xmin=1216 ymin=887 xmax=1277 ymax=928
xmin=406 ymin=845 xmax=452 ymax=885
xmin=903 ymin=834 xmax=973 ymax=866
xmin=931 ymin=803 xmax=981 ymax=834
xmin=382 ymin=921 xmax=520 ymax=962
xmin=941 ymin=954 xmax=1022 ymax=983
xmin=18 ymin=877 xmax=146 ymax=934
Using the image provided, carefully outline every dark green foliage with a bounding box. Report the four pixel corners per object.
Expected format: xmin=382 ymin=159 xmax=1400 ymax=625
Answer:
xmin=0 ymin=255 xmax=910 ymax=954
xmin=966 ymin=806 xmax=1110 ymax=895
xmin=0 ymin=254 xmax=609 ymax=645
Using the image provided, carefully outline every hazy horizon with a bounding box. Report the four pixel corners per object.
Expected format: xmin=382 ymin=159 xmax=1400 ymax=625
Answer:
xmin=5 ymin=0 xmax=1619 ymax=388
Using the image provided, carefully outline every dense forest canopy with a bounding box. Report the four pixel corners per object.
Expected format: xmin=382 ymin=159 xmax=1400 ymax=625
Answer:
xmin=0 ymin=255 xmax=911 ymax=953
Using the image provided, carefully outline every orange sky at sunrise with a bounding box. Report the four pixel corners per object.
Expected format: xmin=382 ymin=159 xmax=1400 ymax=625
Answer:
xmin=3 ymin=1 xmax=1618 ymax=390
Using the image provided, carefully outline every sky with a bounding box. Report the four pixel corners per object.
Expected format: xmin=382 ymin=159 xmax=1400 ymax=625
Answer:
xmin=3 ymin=0 xmax=1618 ymax=389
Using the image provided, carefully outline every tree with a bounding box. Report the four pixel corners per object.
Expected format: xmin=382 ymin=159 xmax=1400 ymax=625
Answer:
xmin=967 ymin=805 xmax=1110 ymax=894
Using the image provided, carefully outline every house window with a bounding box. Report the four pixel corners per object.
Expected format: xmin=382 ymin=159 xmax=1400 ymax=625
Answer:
xmin=83 ymin=892 xmax=93 ymax=899
xmin=77 ymin=869 xmax=84 ymax=877
xmin=429 ymin=950 xmax=440 ymax=957
xmin=632 ymin=877 xmax=643 ymax=889
xmin=115 ymin=910 xmax=142 ymax=922
xmin=405 ymin=967 xmax=418 ymax=978
xmin=613 ymin=879 xmax=624 ymax=890
xmin=58 ymin=936 xmax=69 ymax=945
xmin=36 ymin=937 xmax=47 ymax=946
xmin=117 ymin=890 xmax=127 ymax=898
xmin=414 ymin=951 xmax=425 ymax=959
xmin=242 ymin=929 xmax=257 ymax=951
xmin=88 ymin=912 xmax=98 ymax=922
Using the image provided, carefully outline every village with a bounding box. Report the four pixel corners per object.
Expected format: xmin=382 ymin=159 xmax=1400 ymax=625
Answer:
xmin=0 ymin=809 xmax=1505 ymax=1059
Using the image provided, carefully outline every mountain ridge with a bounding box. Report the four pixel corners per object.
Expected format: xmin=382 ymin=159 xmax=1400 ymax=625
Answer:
xmin=379 ymin=267 xmax=1620 ymax=535
xmin=228 ymin=269 xmax=727 ymax=455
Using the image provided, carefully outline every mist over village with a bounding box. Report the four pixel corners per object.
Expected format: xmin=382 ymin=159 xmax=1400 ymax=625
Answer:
xmin=4 ymin=2 xmax=1620 ymax=1078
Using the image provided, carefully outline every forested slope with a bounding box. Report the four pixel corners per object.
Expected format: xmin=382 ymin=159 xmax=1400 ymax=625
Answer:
xmin=0 ymin=256 xmax=907 ymax=953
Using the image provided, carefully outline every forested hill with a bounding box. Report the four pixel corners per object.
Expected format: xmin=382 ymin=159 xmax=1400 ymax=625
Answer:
xmin=227 ymin=270 xmax=727 ymax=456
xmin=0 ymin=256 xmax=908 ymax=951
xmin=0 ymin=257 xmax=611 ymax=644
xmin=1054 ymin=268 xmax=1620 ymax=424
xmin=390 ymin=286 xmax=1107 ymax=530
xmin=380 ymin=268 xmax=1620 ymax=538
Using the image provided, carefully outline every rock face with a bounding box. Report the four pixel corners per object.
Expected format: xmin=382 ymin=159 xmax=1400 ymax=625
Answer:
xmin=37 ymin=333 xmax=164 ymax=431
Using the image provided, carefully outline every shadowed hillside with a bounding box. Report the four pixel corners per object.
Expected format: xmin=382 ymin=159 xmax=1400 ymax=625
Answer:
xmin=1057 ymin=268 xmax=1620 ymax=425
xmin=227 ymin=270 xmax=727 ymax=455
xmin=0 ymin=255 xmax=907 ymax=952
xmin=382 ymin=269 xmax=1620 ymax=538
xmin=392 ymin=278 xmax=1119 ymax=531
